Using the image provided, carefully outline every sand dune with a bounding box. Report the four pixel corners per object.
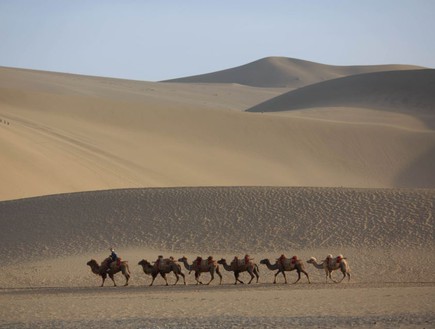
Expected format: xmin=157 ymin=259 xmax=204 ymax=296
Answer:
xmin=1 ymin=66 xmax=435 ymax=202
xmin=1 ymin=187 xmax=433 ymax=282
xmin=247 ymin=69 xmax=435 ymax=117
xmin=163 ymin=56 xmax=424 ymax=88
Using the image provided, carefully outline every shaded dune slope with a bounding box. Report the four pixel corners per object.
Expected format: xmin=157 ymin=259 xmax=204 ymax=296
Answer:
xmin=163 ymin=57 xmax=423 ymax=88
xmin=247 ymin=69 xmax=435 ymax=116
xmin=1 ymin=187 xmax=433 ymax=264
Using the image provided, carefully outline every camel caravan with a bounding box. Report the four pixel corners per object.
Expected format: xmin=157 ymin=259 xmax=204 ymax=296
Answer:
xmin=87 ymin=248 xmax=351 ymax=287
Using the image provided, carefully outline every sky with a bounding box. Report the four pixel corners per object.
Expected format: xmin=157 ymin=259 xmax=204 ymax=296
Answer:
xmin=1 ymin=0 xmax=434 ymax=81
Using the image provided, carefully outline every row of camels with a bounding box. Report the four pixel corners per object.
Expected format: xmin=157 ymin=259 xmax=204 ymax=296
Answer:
xmin=87 ymin=254 xmax=350 ymax=287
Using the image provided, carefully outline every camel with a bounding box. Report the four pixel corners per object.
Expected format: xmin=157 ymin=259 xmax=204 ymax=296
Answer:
xmin=217 ymin=258 xmax=259 ymax=284
xmin=178 ymin=256 xmax=222 ymax=285
xmin=87 ymin=258 xmax=130 ymax=287
xmin=307 ymin=255 xmax=351 ymax=283
xmin=260 ymin=256 xmax=310 ymax=284
xmin=138 ymin=259 xmax=186 ymax=286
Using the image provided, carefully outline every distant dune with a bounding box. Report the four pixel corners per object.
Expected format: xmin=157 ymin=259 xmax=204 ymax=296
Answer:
xmin=247 ymin=69 xmax=435 ymax=117
xmin=163 ymin=56 xmax=424 ymax=88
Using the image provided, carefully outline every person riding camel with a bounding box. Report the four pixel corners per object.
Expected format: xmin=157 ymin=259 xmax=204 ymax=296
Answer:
xmin=105 ymin=247 xmax=119 ymax=272
xmin=244 ymin=254 xmax=251 ymax=264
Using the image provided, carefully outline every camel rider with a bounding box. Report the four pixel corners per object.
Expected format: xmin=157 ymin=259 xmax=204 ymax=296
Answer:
xmin=195 ymin=256 xmax=203 ymax=267
xmin=244 ymin=254 xmax=251 ymax=264
xmin=106 ymin=247 xmax=119 ymax=272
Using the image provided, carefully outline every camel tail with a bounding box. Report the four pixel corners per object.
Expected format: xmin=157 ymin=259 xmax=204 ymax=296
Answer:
xmin=255 ymin=264 xmax=260 ymax=273
xmin=125 ymin=262 xmax=131 ymax=275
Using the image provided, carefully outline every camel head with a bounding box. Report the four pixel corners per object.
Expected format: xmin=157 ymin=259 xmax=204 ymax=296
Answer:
xmin=87 ymin=259 xmax=98 ymax=267
xmin=178 ymin=256 xmax=187 ymax=262
xmin=306 ymin=257 xmax=316 ymax=264
xmin=138 ymin=259 xmax=151 ymax=266
xmin=259 ymin=259 xmax=269 ymax=265
xmin=217 ymin=258 xmax=226 ymax=265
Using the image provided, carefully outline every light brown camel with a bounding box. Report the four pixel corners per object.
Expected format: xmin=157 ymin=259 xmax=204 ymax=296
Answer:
xmin=138 ymin=259 xmax=186 ymax=286
xmin=217 ymin=258 xmax=259 ymax=284
xmin=260 ymin=256 xmax=310 ymax=284
xmin=87 ymin=258 xmax=130 ymax=287
xmin=178 ymin=256 xmax=222 ymax=285
xmin=307 ymin=255 xmax=351 ymax=283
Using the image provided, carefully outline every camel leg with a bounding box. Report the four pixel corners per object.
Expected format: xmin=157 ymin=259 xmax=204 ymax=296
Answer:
xmin=180 ymin=272 xmax=186 ymax=285
xmin=216 ymin=267 xmax=223 ymax=285
xmin=235 ymin=272 xmax=244 ymax=284
xmin=292 ymin=270 xmax=301 ymax=284
xmin=195 ymin=272 xmax=203 ymax=285
xmin=173 ymin=273 xmax=179 ymax=285
xmin=255 ymin=269 xmax=260 ymax=283
xmin=206 ymin=270 xmax=214 ymax=285
xmin=122 ymin=269 xmax=130 ymax=286
xmin=149 ymin=274 xmax=157 ymax=286
xmin=330 ymin=271 xmax=338 ymax=283
xmin=109 ymin=273 xmax=116 ymax=287
xmin=161 ymin=273 xmax=169 ymax=286
xmin=100 ymin=273 xmax=107 ymax=287
xmin=247 ymin=270 xmax=255 ymax=284
xmin=302 ymin=269 xmax=311 ymax=284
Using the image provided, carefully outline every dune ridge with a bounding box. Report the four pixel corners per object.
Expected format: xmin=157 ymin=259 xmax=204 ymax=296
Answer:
xmin=163 ymin=56 xmax=424 ymax=88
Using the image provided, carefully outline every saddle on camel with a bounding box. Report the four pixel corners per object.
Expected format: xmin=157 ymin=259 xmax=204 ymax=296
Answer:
xmin=194 ymin=256 xmax=215 ymax=268
xmin=232 ymin=254 xmax=253 ymax=267
xmin=277 ymin=254 xmax=298 ymax=267
xmin=154 ymin=255 xmax=176 ymax=270
xmin=325 ymin=254 xmax=345 ymax=269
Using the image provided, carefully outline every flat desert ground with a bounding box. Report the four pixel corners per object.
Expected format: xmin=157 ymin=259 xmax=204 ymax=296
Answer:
xmin=0 ymin=58 xmax=434 ymax=328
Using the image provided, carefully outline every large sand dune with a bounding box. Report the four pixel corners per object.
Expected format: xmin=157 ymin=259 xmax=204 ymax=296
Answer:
xmin=164 ymin=56 xmax=423 ymax=88
xmin=1 ymin=65 xmax=435 ymax=201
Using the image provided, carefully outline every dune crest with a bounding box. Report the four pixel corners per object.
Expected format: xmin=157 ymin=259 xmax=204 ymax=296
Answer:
xmin=163 ymin=56 xmax=424 ymax=88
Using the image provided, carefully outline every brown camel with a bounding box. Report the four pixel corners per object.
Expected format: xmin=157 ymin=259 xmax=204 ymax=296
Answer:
xmin=138 ymin=259 xmax=186 ymax=286
xmin=307 ymin=255 xmax=351 ymax=283
xmin=87 ymin=258 xmax=130 ymax=287
xmin=217 ymin=258 xmax=259 ymax=284
xmin=178 ymin=256 xmax=222 ymax=285
xmin=260 ymin=256 xmax=310 ymax=284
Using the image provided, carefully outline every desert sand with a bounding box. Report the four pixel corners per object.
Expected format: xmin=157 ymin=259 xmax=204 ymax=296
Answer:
xmin=0 ymin=58 xmax=434 ymax=328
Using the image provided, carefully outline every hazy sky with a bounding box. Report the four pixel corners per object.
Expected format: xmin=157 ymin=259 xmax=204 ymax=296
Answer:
xmin=1 ymin=0 xmax=434 ymax=81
